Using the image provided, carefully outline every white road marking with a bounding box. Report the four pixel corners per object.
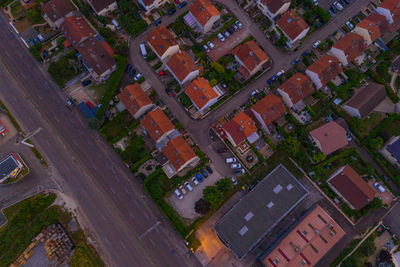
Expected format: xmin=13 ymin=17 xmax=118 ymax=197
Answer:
xmin=120 ymin=241 xmax=127 ymax=249
xmin=110 ymin=187 xmax=116 ymax=194
xmin=139 ymin=221 xmax=161 ymax=240
xmin=149 ymin=238 xmax=156 ymax=247
xmin=144 ymin=212 xmax=150 ymax=221
xmin=134 ymin=200 xmax=139 ymax=207
xmin=129 ymin=211 xmax=135 ymax=219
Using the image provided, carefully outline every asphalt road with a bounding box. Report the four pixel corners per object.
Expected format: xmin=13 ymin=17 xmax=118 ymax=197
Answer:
xmin=0 ymin=12 xmax=200 ymax=267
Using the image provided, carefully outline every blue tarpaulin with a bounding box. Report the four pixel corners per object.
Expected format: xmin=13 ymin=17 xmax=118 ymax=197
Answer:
xmin=78 ymin=102 xmax=98 ymax=118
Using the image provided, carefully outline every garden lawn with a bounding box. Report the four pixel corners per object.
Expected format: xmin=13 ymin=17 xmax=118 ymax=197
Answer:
xmin=357 ymin=113 xmax=386 ymax=139
xmin=100 ymin=110 xmax=138 ymax=144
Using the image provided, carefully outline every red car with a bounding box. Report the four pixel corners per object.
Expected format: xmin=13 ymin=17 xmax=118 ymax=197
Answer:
xmin=158 ymin=70 xmax=168 ymax=76
xmin=175 ymin=0 xmax=180 ymax=3
xmin=86 ymin=101 xmax=95 ymax=109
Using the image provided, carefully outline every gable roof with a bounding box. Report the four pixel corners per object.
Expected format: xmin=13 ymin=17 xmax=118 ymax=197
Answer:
xmin=147 ymin=26 xmax=178 ymax=57
xmin=259 ymin=0 xmax=290 ymax=14
xmin=328 ymin=165 xmax=376 ymax=210
xmin=118 ymin=84 xmax=152 ymax=117
xmin=251 ymin=94 xmax=286 ymax=126
xmin=379 ymin=0 xmax=400 ymax=29
xmin=166 ymin=51 xmax=198 ymax=83
xmin=306 ymin=54 xmax=342 ymax=87
xmin=309 ymin=121 xmax=348 ymax=155
xmin=60 ymin=15 xmax=96 ymax=46
xmin=162 ymin=136 xmax=197 ymax=171
xmin=387 ymin=137 xmax=400 ymax=162
xmin=140 ymin=108 xmax=175 ymax=143
xmin=332 ymin=33 xmax=367 ymax=63
xmin=42 ymin=0 xmax=75 ymax=22
xmin=278 ymin=73 xmax=314 ymax=105
xmin=185 ymin=78 xmax=218 ymax=109
xmin=223 ymin=112 xmax=258 ymax=146
xmin=276 ymin=10 xmax=309 ymax=41
xmin=87 ymin=0 xmax=116 ymax=13
xmin=231 ymin=40 xmax=269 ymax=73
xmin=356 ymin=13 xmax=390 ymax=42
xmin=189 ymin=0 xmax=221 ymax=27
xmin=345 ymin=82 xmax=386 ymax=118
xmin=76 ymin=37 xmax=116 ymax=76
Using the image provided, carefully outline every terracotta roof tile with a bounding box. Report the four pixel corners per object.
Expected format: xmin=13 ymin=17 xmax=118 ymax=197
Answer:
xmin=276 ymin=10 xmax=309 ymax=41
xmin=332 ymin=33 xmax=367 ymax=63
xmin=88 ymin=0 xmax=115 ymax=13
xmin=140 ymin=108 xmax=175 ymax=143
xmin=309 ymin=121 xmax=348 ymax=155
xmin=260 ymin=0 xmax=290 ymax=14
xmin=307 ymin=54 xmax=342 ymax=87
xmin=379 ymin=0 xmax=400 ymax=30
xmin=251 ymin=94 xmax=286 ymax=126
xmin=185 ymin=78 xmax=218 ymax=109
xmin=231 ymin=40 xmax=269 ymax=73
xmin=118 ymin=84 xmax=152 ymax=117
xmin=162 ymin=136 xmax=197 ymax=171
xmin=147 ymin=26 xmax=178 ymax=58
xmin=356 ymin=13 xmax=390 ymax=42
xmin=278 ymin=73 xmax=314 ymax=105
xmin=60 ymin=15 xmax=96 ymax=46
xmin=189 ymin=0 xmax=221 ymax=27
xmin=166 ymin=51 xmax=198 ymax=83
xmin=329 ymin=165 xmax=376 ymax=210
xmin=42 ymin=0 xmax=75 ymax=22
xmin=223 ymin=112 xmax=258 ymax=145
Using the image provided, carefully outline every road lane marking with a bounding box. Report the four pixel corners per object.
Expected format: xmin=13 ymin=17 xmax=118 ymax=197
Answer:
xmin=149 ymin=238 xmax=156 ymax=247
xmin=129 ymin=211 xmax=135 ymax=219
xmin=134 ymin=200 xmax=139 ymax=207
xmin=120 ymin=241 xmax=127 ymax=250
xmin=110 ymin=187 xmax=116 ymax=194
xmin=139 ymin=221 xmax=161 ymax=240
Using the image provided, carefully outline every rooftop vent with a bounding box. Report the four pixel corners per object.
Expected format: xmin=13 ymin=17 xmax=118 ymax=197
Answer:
xmin=273 ymin=184 xmax=282 ymax=194
xmin=239 ymin=226 xmax=248 ymax=236
xmin=244 ymin=212 xmax=254 ymax=221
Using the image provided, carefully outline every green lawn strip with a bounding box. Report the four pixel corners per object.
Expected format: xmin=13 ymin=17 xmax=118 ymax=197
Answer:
xmin=0 ymin=99 xmax=22 ymax=132
xmin=100 ymin=110 xmax=138 ymax=144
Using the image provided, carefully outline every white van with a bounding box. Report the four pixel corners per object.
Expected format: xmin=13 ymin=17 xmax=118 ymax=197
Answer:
xmin=140 ymin=43 xmax=147 ymax=59
xmin=226 ymin=157 xmax=237 ymax=163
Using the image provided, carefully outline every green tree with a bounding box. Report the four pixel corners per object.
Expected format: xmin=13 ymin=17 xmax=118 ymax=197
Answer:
xmin=312 ymin=151 xmax=326 ymax=163
xmin=194 ymin=199 xmax=211 ymax=215
xmin=216 ymin=178 xmax=232 ymax=194
xmin=211 ymin=62 xmax=225 ymax=73
xmin=209 ymin=79 xmax=218 ymax=87
xmin=27 ymin=8 xmax=44 ymax=24
xmin=365 ymin=136 xmax=384 ymax=150
xmin=280 ymin=137 xmax=301 ymax=157
xmin=203 ymin=186 xmax=223 ymax=208
xmin=351 ymin=117 xmax=362 ymax=130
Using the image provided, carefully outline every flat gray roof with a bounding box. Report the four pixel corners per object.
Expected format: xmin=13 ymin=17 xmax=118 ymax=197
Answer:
xmin=0 ymin=153 xmax=20 ymax=180
xmin=214 ymin=164 xmax=308 ymax=260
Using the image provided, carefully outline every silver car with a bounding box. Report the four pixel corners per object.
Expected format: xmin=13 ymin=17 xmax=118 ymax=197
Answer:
xmin=184 ymin=181 xmax=193 ymax=192
xmin=174 ymin=189 xmax=183 ymax=200
xmin=191 ymin=177 xmax=199 ymax=186
xmin=217 ymin=33 xmax=225 ymax=42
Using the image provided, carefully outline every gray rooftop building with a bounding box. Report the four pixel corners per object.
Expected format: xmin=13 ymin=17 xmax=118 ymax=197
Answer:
xmin=0 ymin=153 xmax=22 ymax=183
xmin=214 ymin=164 xmax=309 ymax=260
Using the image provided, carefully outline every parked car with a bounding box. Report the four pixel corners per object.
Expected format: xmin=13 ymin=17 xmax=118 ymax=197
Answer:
xmin=179 ymin=185 xmax=187 ymax=195
xmin=43 ymin=49 xmax=49 ymax=59
xmin=191 ymin=176 xmax=199 ymax=186
xmin=174 ymin=189 xmax=183 ymax=200
xmin=86 ymin=101 xmax=95 ymax=109
xmin=276 ymin=70 xmax=285 ymax=77
xmin=205 ymin=165 xmax=213 ymax=174
xmin=165 ymin=88 xmax=173 ymax=96
xmin=222 ymin=30 xmax=230 ymax=38
xmin=272 ymin=75 xmax=277 ymax=81
xmin=339 ymin=0 xmax=347 ymax=6
xmin=226 ymin=157 xmax=237 ymax=163
xmin=374 ymin=182 xmax=385 ymax=193
xmin=129 ymin=68 xmax=137 ymax=77
xmin=184 ymin=181 xmax=193 ymax=192
xmin=217 ymin=147 xmax=228 ymax=153
xmin=168 ymin=8 xmax=176 ymax=15
xmin=302 ymin=50 xmax=310 ymax=57
xmin=232 ymin=24 xmax=239 ymax=31
xmin=217 ymin=33 xmax=225 ymax=42
xmin=235 ymin=20 xmax=243 ymax=28
xmin=346 ymin=133 xmax=352 ymax=141
xmin=345 ymin=21 xmax=354 ymax=30
xmin=82 ymin=80 xmax=92 ymax=87
xmin=331 ymin=4 xmax=339 ymax=13
xmin=207 ymin=41 xmax=214 ymax=49
xmin=267 ymin=78 xmax=274 ymax=84
xmin=196 ymin=173 xmax=203 ymax=182
xmin=125 ymin=64 xmax=132 ymax=73
xmin=291 ymin=58 xmax=300 ymax=65
xmin=203 ymin=44 xmax=210 ymax=52
xmin=177 ymin=1 xmax=187 ymax=8
xmin=158 ymin=70 xmax=168 ymax=76
xmin=333 ymin=2 xmax=343 ymax=10
xmin=313 ymin=40 xmax=321 ymax=49
xmin=230 ymin=176 xmax=238 ymax=185
xmin=153 ymin=18 xmax=162 ymax=26
xmin=312 ymin=0 xmax=318 ymax=5
xmin=250 ymin=89 xmax=259 ymax=97
xmin=328 ymin=9 xmax=334 ymax=17
xmin=200 ymin=168 xmax=208 ymax=178
xmin=134 ymin=73 xmax=142 ymax=81
xmin=227 ymin=27 xmax=234 ymax=34
xmin=233 ymin=169 xmax=245 ymax=174
xmin=230 ymin=163 xmax=242 ymax=169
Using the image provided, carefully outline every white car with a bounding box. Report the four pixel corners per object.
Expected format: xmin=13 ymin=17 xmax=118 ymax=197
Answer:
xmin=230 ymin=163 xmax=242 ymax=169
xmin=226 ymin=157 xmax=237 ymax=163
xmin=312 ymin=0 xmax=318 ymax=5
xmin=374 ymin=182 xmax=385 ymax=193
xmin=276 ymin=70 xmax=285 ymax=77
xmin=230 ymin=176 xmax=238 ymax=185
xmin=203 ymin=44 xmax=210 ymax=52
xmin=250 ymin=89 xmax=259 ymax=97
xmin=134 ymin=73 xmax=143 ymax=81
xmin=217 ymin=33 xmax=225 ymax=42
xmin=313 ymin=40 xmax=321 ymax=49
xmin=346 ymin=21 xmax=354 ymax=30
xmin=235 ymin=20 xmax=243 ymax=28
xmin=207 ymin=41 xmax=214 ymax=49
xmin=179 ymin=185 xmax=187 ymax=195
xmin=333 ymin=2 xmax=343 ymax=10
xmin=191 ymin=177 xmax=199 ymax=186
xmin=174 ymin=189 xmax=183 ymax=200
xmin=184 ymin=181 xmax=193 ymax=192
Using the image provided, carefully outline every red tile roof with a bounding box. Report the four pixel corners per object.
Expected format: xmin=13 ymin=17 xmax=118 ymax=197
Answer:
xmin=42 ymin=0 xmax=75 ymax=22
xmin=307 ymin=54 xmax=342 ymax=87
xmin=276 ymin=10 xmax=309 ymax=41
xmin=379 ymin=0 xmax=400 ymax=30
xmin=166 ymin=51 xmax=198 ymax=83
xmin=140 ymin=108 xmax=175 ymax=143
xmin=251 ymin=94 xmax=286 ymax=126
xmin=260 ymin=0 xmax=290 ymax=14
xmin=162 ymin=136 xmax=197 ymax=171
xmin=88 ymin=0 xmax=115 ymax=13
xmin=223 ymin=112 xmax=258 ymax=146
xmin=189 ymin=0 xmax=221 ymax=27
xmin=262 ymin=205 xmax=346 ymax=267
xmin=278 ymin=73 xmax=314 ymax=105
xmin=329 ymin=165 xmax=376 ymax=210
xmin=309 ymin=121 xmax=348 ymax=155
xmin=231 ymin=40 xmax=269 ymax=73
xmin=147 ymin=26 xmax=178 ymax=58
xmin=356 ymin=13 xmax=390 ymax=42
xmin=60 ymin=15 xmax=96 ymax=46
xmin=118 ymin=84 xmax=152 ymax=117
xmin=332 ymin=33 xmax=367 ymax=63
xmin=185 ymin=78 xmax=218 ymax=109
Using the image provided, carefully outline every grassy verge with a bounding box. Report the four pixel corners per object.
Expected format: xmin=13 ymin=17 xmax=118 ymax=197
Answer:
xmin=0 ymin=99 xmax=22 ymax=132
xmin=25 ymin=139 xmax=48 ymax=167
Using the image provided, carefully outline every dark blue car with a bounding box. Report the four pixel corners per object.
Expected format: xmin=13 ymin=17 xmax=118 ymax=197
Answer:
xmin=302 ymin=50 xmax=310 ymax=57
xmin=267 ymin=78 xmax=273 ymax=84
xmin=200 ymin=169 xmax=208 ymax=178
xmin=177 ymin=1 xmax=187 ymax=8
xmin=196 ymin=173 xmax=203 ymax=182
xmin=154 ymin=18 xmax=161 ymax=26
xmin=129 ymin=68 xmax=137 ymax=77
xmin=291 ymin=58 xmax=300 ymax=65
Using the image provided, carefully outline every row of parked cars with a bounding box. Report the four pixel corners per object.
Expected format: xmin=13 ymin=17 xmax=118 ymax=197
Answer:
xmin=328 ymin=0 xmax=351 ymax=17
xmin=226 ymin=157 xmax=245 ymax=174
xmin=203 ymin=20 xmax=243 ymax=53
xmin=174 ymin=165 xmax=213 ymax=200
xmin=125 ymin=64 xmax=143 ymax=81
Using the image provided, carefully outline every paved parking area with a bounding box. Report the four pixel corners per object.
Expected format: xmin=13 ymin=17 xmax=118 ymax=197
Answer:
xmin=383 ymin=201 xmax=400 ymax=238
xmin=368 ymin=180 xmax=394 ymax=205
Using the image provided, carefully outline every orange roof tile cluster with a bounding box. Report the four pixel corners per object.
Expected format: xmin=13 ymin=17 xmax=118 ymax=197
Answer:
xmin=251 ymin=94 xmax=286 ymax=126
xmin=329 ymin=165 xmax=376 ymax=210
xmin=162 ymin=136 xmax=197 ymax=171
xmin=166 ymin=51 xmax=198 ymax=83
xmin=278 ymin=73 xmax=314 ymax=105
xmin=307 ymin=55 xmax=342 ymax=87
xmin=332 ymin=33 xmax=367 ymax=63
xmin=189 ymin=0 xmax=221 ymax=27
xmin=262 ymin=205 xmax=346 ymax=267
xmin=147 ymin=26 xmax=178 ymax=57
xmin=118 ymin=84 xmax=152 ymax=117
xmin=42 ymin=0 xmax=75 ymax=23
xmin=185 ymin=78 xmax=218 ymax=109
xmin=223 ymin=112 xmax=258 ymax=146
xmin=379 ymin=0 xmax=400 ymax=29
xmin=60 ymin=15 xmax=96 ymax=46
xmin=309 ymin=121 xmax=348 ymax=155
xmin=231 ymin=40 xmax=269 ymax=73
xmin=356 ymin=13 xmax=390 ymax=42
xmin=141 ymin=108 xmax=175 ymax=143
xmin=276 ymin=10 xmax=309 ymax=41
xmin=259 ymin=0 xmax=290 ymax=14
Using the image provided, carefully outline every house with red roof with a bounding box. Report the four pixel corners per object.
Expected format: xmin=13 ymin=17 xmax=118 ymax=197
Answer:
xmin=42 ymin=0 xmax=76 ymax=27
xmin=86 ymin=0 xmax=117 ymax=16
xmin=162 ymin=136 xmax=200 ymax=174
xmin=305 ymin=54 xmax=343 ymax=89
xmin=309 ymin=121 xmax=348 ymax=155
xmin=231 ymin=40 xmax=269 ymax=79
xmin=354 ymin=13 xmax=390 ymax=46
xmin=165 ymin=51 xmax=199 ymax=85
xmin=138 ymin=0 xmax=172 ymax=14
xmin=251 ymin=94 xmax=286 ymax=134
xmin=60 ymin=15 xmax=96 ymax=46
xmin=256 ymin=0 xmax=290 ymax=20
xmin=185 ymin=78 xmax=222 ymax=115
xmin=147 ymin=26 xmax=180 ymax=61
xmin=276 ymin=10 xmax=310 ymax=47
xmin=186 ymin=0 xmax=221 ymax=34
xmin=277 ymin=73 xmax=314 ymax=112
xmin=140 ymin=108 xmax=176 ymax=145
xmin=118 ymin=84 xmax=154 ymax=119
xmin=376 ymin=0 xmax=400 ymax=31
xmin=328 ymin=32 xmax=367 ymax=66
xmin=327 ymin=165 xmax=376 ymax=210
xmin=222 ymin=112 xmax=260 ymax=147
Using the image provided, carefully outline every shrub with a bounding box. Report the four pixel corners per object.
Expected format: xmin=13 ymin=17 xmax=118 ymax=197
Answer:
xmin=194 ymin=199 xmax=211 ymax=215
